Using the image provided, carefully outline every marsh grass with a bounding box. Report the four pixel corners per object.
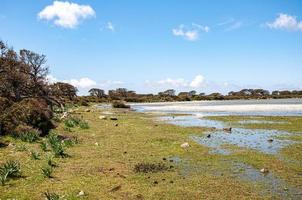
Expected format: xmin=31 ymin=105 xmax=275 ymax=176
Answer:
xmin=0 ymin=160 xmax=21 ymax=185
xmin=41 ymin=165 xmax=53 ymax=178
xmin=44 ymin=191 xmax=60 ymax=200
xmin=30 ymin=150 xmax=40 ymax=160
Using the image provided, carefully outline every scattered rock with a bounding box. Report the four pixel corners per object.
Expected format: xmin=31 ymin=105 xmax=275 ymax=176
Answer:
xmin=110 ymin=185 xmax=121 ymax=192
xmin=95 ymin=142 xmax=99 ymax=146
xmin=77 ymin=191 xmax=85 ymax=196
xmin=162 ymin=157 xmax=166 ymax=161
xmin=124 ymin=151 xmax=127 ymax=154
xmin=180 ymin=142 xmax=189 ymax=149
xmin=115 ymin=123 xmax=119 ymax=127
xmin=223 ymin=127 xmax=232 ymax=133
xmin=170 ymin=180 xmax=174 ymax=184
xmin=85 ymin=109 xmax=91 ymax=112
xmin=207 ymin=134 xmax=211 ymax=138
xmin=162 ymin=178 xmax=166 ymax=181
xmin=110 ymin=117 xmax=118 ymax=120
xmin=99 ymin=115 xmax=107 ymax=120
xmin=267 ymin=139 xmax=274 ymax=143
xmin=260 ymin=168 xmax=269 ymax=174
xmin=109 ymin=168 xmax=115 ymax=171
xmin=153 ymin=181 xmax=158 ymax=185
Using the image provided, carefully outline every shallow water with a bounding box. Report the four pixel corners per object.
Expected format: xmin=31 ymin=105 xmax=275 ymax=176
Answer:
xmin=238 ymin=120 xmax=287 ymax=124
xmin=191 ymin=128 xmax=294 ymax=154
xmin=131 ymin=99 xmax=302 ymax=116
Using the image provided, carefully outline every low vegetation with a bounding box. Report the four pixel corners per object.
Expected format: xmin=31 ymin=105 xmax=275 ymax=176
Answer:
xmin=0 ymin=160 xmax=21 ymax=185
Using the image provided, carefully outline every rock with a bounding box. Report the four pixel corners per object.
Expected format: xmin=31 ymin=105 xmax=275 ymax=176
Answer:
xmin=99 ymin=115 xmax=107 ymax=120
xmin=260 ymin=168 xmax=269 ymax=174
xmin=110 ymin=117 xmax=118 ymax=120
xmin=77 ymin=191 xmax=85 ymax=196
xmin=85 ymin=109 xmax=91 ymax=112
xmin=180 ymin=142 xmax=189 ymax=149
xmin=207 ymin=134 xmax=211 ymax=138
xmin=267 ymin=139 xmax=274 ymax=143
xmin=223 ymin=127 xmax=232 ymax=132
xmin=95 ymin=142 xmax=99 ymax=146
xmin=115 ymin=123 xmax=118 ymax=127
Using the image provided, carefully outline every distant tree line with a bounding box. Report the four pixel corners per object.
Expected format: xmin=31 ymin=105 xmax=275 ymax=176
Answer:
xmin=83 ymin=87 xmax=302 ymax=103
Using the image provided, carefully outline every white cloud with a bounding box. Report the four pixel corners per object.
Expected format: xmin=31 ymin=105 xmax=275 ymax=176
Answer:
xmin=106 ymin=22 xmax=115 ymax=32
xmin=146 ymin=74 xmax=206 ymax=89
xmin=38 ymin=1 xmax=95 ymax=28
xmin=217 ymin=18 xmax=243 ymax=31
xmin=64 ymin=77 xmax=97 ymax=88
xmin=266 ymin=13 xmax=302 ymax=31
xmin=99 ymin=80 xmax=124 ymax=87
xmin=172 ymin=23 xmax=209 ymax=41
xmin=189 ymin=74 xmax=205 ymax=88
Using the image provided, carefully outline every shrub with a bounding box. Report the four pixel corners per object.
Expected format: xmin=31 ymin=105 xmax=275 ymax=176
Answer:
xmin=14 ymin=125 xmax=40 ymax=143
xmin=64 ymin=117 xmax=80 ymax=128
xmin=1 ymin=98 xmax=55 ymax=136
xmin=0 ymin=160 xmax=21 ymax=185
xmin=47 ymin=156 xmax=57 ymax=168
xmin=40 ymin=142 xmax=48 ymax=151
xmin=79 ymin=121 xmax=89 ymax=129
xmin=41 ymin=165 xmax=53 ymax=178
xmin=134 ymin=162 xmax=168 ymax=173
xmin=112 ymin=101 xmax=130 ymax=108
xmin=30 ymin=151 xmax=40 ymax=160
xmin=48 ymin=134 xmax=66 ymax=157
xmin=44 ymin=191 xmax=60 ymax=200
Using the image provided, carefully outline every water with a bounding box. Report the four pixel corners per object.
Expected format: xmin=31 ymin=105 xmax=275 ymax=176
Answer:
xmin=131 ymin=98 xmax=302 ymax=116
xmin=191 ymin=128 xmax=294 ymax=154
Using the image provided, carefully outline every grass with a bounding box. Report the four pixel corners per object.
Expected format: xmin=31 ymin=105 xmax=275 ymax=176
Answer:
xmin=0 ymin=160 xmax=21 ymax=185
xmin=0 ymin=106 xmax=301 ymax=199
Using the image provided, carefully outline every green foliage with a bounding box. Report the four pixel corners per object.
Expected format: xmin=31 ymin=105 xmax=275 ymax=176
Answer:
xmin=64 ymin=116 xmax=89 ymax=129
xmin=48 ymin=134 xmax=66 ymax=158
xmin=40 ymin=141 xmax=48 ymax=152
xmin=20 ymin=130 xmax=39 ymax=143
xmin=79 ymin=120 xmax=89 ymax=129
xmin=0 ymin=160 xmax=21 ymax=185
xmin=47 ymin=156 xmax=57 ymax=168
xmin=41 ymin=165 xmax=53 ymax=178
xmin=30 ymin=151 xmax=40 ymax=160
xmin=44 ymin=191 xmax=60 ymax=200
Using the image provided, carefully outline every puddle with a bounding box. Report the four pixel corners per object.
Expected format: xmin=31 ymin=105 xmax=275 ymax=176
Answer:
xmin=158 ymin=115 xmax=226 ymax=129
xmin=232 ymin=162 xmax=302 ymax=199
xmin=239 ymin=120 xmax=287 ymax=124
xmin=191 ymin=128 xmax=294 ymax=154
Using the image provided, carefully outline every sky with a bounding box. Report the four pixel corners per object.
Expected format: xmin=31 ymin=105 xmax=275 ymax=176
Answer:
xmin=1 ymin=0 xmax=302 ymax=95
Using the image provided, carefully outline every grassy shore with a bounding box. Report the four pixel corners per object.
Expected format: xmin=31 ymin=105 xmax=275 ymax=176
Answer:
xmin=0 ymin=106 xmax=301 ymax=199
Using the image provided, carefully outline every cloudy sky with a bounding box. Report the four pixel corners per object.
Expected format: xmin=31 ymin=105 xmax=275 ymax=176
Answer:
xmin=1 ymin=0 xmax=302 ymax=94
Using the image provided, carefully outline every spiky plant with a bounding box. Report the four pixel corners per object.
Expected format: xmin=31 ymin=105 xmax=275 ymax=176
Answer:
xmin=40 ymin=142 xmax=48 ymax=152
xmin=44 ymin=191 xmax=60 ymax=200
xmin=30 ymin=151 xmax=40 ymax=160
xmin=41 ymin=165 xmax=53 ymax=178
xmin=48 ymin=134 xmax=66 ymax=158
xmin=0 ymin=160 xmax=21 ymax=185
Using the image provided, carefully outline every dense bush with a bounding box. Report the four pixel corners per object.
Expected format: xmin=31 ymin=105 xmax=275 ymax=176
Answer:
xmin=112 ymin=100 xmax=130 ymax=108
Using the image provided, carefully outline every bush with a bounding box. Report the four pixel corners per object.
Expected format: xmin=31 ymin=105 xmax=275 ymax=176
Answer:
xmin=64 ymin=117 xmax=80 ymax=128
xmin=112 ymin=100 xmax=130 ymax=108
xmin=14 ymin=125 xmax=40 ymax=143
xmin=79 ymin=121 xmax=89 ymax=129
xmin=40 ymin=142 xmax=48 ymax=151
xmin=44 ymin=191 xmax=60 ymax=200
xmin=1 ymin=98 xmax=55 ymax=136
xmin=41 ymin=165 xmax=53 ymax=178
xmin=0 ymin=160 xmax=21 ymax=185
xmin=30 ymin=151 xmax=40 ymax=160
xmin=48 ymin=134 xmax=66 ymax=157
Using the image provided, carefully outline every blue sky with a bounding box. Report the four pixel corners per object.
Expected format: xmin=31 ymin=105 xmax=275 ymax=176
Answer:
xmin=1 ymin=0 xmax=302 ymax=94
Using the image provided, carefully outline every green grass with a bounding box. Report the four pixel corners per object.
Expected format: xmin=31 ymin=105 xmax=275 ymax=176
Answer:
xmin=0 ymin=107 xmax=301 ymax=199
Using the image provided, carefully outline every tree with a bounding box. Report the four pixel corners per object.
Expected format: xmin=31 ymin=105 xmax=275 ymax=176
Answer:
xmin=89 ymin=88 xmax=105 ymax=98
xmin=49 ymin=82 xmax=77 ymax=101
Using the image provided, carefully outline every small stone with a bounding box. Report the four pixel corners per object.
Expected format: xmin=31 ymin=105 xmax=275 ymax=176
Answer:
xmin=267 ymin=139 xmax=274 ymax=143
xmin=170 ymin=180 xmax=174 ymax=184
xmin=99 ymin=115 xmax=107 ymax=120
xmin=260 ymin=168 xmax=269 ymax=173
xmin=115 ymin=123 xmax=119 ymax=127
xmin=110 ymin=185 xmax=121 ymax=192
xmin=180 ymin=142 xmax=189 ymax=149
xmin=162 ymin=158 xmax=167 ymax=161
xmin=153 ymin=181 xmax=158 ymax=185
xmin=85 ymin=109 xmax=90 ymax=112
xmin=110 ymin=117 xmax=118 ymax=120
xmin=77 ymin=191 xmax=85 ymax=196
xmin=95 ymin=142 xmax=99 ymax=146
xmin=207 ymin=134 xmax=211 ymax=138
